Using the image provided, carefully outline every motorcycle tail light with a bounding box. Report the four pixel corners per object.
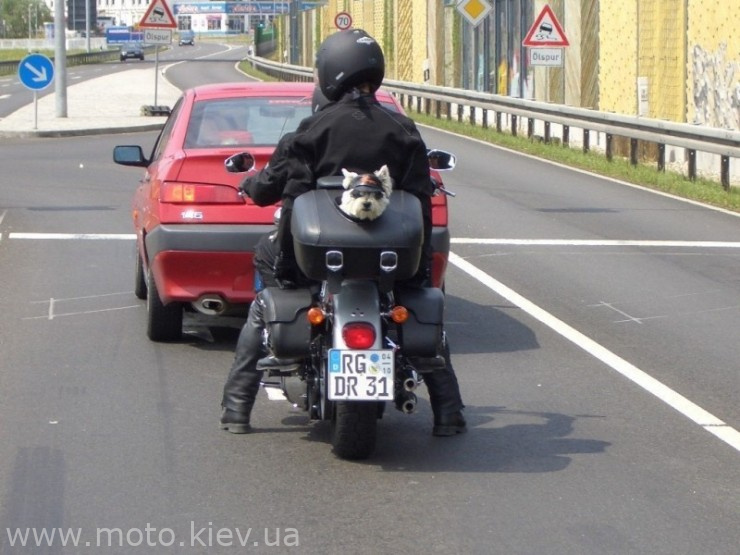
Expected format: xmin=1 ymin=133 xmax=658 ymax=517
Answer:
xmin=389 ymin=305 xmax=409 ymax=324
xmin=342 ymin=322 xmax=376 ymax=349
xmin=161 ymin=183 xmax=243 ymax=204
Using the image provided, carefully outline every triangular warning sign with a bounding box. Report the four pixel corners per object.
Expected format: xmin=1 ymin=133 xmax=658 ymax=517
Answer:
xmin=139 ymin=0 xmax=177 ymax=29
xmin=523 ymin=4 xmax=569 ymax=47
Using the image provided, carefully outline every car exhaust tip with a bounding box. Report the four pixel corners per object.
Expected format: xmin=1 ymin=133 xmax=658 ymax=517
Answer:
xmin=193 ymin=295 xmax=226 ymax=316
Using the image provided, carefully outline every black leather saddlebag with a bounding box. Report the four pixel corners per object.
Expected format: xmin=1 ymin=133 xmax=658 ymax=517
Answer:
xmin=395 ymin=286 xmax=445 ymax=357
xmin=260 ymin=287 xmax=313 ymax=357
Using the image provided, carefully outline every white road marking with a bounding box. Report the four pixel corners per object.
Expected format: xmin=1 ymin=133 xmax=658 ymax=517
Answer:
xmin=23 ymin=305 xmax=141 ymax=320
xmin=31 ymin=291 xmax=133 ymax=303
xmin=264 ymin=386 xmax=288 ymax=401
xmin=423 ymin=123 xmax=740 ymax=219
xmin=9 ymin=232 xmax=136 ymax=240
xmin=449 ymin=251 xmax=740 ymax=453
xmin=452 ymin=238 xmax=740 ymax=248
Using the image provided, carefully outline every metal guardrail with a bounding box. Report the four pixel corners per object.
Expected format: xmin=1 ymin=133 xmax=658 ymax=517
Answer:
xmin=246 ymin=56 xmax=740 ymax=190
xmin=0 ymin=46 xmax=155 ymax=77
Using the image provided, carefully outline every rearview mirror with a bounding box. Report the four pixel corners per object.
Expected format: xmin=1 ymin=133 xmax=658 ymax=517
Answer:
xmin=427 ymin=149 xmax=456 ymax=171
xmin=113 ymin=145 xmax=149 ymax=167
xmin=224 ymin=152 xmax=255 ymax=173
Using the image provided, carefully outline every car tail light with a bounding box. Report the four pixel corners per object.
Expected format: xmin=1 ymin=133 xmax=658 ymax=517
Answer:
xmin=342 ymin=322 xmax=376 ymax=349
xmin=161 ymin=182 xmax=243 ymax=204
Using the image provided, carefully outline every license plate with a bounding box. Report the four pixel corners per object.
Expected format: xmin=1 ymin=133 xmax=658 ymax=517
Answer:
xmin=327 ymin=349 xmax=394 ymax=401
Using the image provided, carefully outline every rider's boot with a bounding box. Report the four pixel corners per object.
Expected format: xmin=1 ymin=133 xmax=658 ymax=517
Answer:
xmin=220 ymin=298 xmax=266 ymax=434
xmin=423 ymin=343 xmax=467 ymax=437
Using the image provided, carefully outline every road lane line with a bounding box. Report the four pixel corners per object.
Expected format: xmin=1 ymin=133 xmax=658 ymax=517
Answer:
xmin=449 ymin=251 xmax=740 ymax=453
xmin=9 ymin=233 xmax=136 ymax=240
xmin=23 ymin=305 xmax=141 ymax=321
xmin=452 ymin=238 xmax=740 ymax=248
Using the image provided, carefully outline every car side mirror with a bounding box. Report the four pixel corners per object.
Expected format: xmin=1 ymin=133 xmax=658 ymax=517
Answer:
xmin=224 ymin=152 xmax=256 ymax=173
xmin=427 ymin=149 xmax=456 ymax=171
xmin=113 ymin=145 xmax=149 ymax=167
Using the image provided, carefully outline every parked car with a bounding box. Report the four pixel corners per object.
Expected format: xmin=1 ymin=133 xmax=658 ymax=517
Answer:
xmin=119 ymin=42 xmax=144 ymax=62
xmin=113 ymin=82 xmax=450 ymax=341
xmin=178 ymin=30 xmax=195 ymax=46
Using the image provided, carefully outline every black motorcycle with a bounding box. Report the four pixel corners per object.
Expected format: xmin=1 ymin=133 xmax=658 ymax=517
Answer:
xmin=226 ymin=150 xmax=456 ymax=459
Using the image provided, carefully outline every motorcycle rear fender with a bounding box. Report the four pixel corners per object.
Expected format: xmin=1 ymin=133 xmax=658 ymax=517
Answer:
xmin=260 ymin=287 xmax=314 ymax=357
xmin=395 ymin=286 xmax=445 ymax=357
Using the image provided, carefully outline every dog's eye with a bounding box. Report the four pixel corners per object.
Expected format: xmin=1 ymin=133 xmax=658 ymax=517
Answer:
xmin=372 ymin=192 xmax=384 ymax=200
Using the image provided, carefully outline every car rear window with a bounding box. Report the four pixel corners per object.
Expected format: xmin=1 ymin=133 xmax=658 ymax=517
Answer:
xmin=184 ymin=97 xmax=314 ymax=149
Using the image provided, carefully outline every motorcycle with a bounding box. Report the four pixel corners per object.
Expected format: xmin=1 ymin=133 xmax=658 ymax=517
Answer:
xmin=225 ymin=150 xmax=456 ymax=460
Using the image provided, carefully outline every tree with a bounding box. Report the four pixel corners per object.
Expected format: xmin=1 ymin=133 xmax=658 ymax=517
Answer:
xmin=0 ymin=0 xmax=52 ymax=39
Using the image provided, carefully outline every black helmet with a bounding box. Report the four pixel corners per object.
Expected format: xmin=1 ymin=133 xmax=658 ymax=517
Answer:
xmin=316 ymin=29 xmax=385 ymax=101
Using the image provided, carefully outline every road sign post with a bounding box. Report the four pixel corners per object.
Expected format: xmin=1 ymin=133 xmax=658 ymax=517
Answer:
xmin=18 ymin=53 xmax=55 ymax=130
xmin=139 ymin=0 xmax=177 ymax=108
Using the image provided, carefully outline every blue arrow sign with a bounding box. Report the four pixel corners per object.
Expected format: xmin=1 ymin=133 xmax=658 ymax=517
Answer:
xmin=18 ymin=53 xmax=55 ymax=91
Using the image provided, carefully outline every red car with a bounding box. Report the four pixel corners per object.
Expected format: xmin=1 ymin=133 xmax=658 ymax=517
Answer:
xmin=113 ymin=81 xmax=450 ymax=341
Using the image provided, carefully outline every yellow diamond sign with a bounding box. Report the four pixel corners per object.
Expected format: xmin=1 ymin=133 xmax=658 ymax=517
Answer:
xmin=457 ymin=0 xmax=492 ymax=27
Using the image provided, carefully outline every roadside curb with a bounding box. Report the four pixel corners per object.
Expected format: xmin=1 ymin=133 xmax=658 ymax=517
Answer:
xmin=0 ymin=122 xmax=166 ymax=139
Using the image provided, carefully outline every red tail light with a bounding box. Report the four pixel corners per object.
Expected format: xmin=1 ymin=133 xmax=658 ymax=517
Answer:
xmin=342 ymin=322 xmax=376 ymax=349
xmin=161 ymin=183 xmax=243 ymax=204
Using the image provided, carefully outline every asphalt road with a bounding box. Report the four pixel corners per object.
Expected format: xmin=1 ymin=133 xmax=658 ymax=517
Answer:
xmin=0 ymin=50 xmax=738 ymax=554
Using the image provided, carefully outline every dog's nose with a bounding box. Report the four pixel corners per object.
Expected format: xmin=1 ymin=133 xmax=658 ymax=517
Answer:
xmin=362 ymin=202 xmax=372 ymax=210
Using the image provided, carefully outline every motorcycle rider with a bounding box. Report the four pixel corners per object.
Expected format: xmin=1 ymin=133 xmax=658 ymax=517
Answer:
xmin=221 ymin=28 xmax=466 ymax=437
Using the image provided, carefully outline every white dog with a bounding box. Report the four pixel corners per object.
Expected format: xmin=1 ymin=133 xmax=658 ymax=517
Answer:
xmin=338 ymin=165 xmax=393 ymax=221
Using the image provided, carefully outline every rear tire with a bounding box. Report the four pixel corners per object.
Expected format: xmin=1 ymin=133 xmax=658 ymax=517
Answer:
xmin=146 ymin=271 xmax=182 ymax=342
xmin=331 ymin=401 xmax=379 ymax=460
xmin=134 ymin=252 xmax=147 ymax=300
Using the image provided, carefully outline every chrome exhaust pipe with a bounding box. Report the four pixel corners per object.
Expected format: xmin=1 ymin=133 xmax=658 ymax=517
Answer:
xmin=193 ymin=295 xmax=226 ymax=316
xmin=396 ymin=392 xmax=417 ymax=414
xmin=403 ymin=376 xmax=418 ymax=392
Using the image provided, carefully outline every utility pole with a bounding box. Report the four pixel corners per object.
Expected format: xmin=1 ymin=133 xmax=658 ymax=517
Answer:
xmin=54 ymin=0 xmax=67 ymax=117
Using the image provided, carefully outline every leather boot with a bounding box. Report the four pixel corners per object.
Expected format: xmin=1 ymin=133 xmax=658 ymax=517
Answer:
xmin=221 ymin=297 xmax=267 ymax=434
xmin=423 ymin=342 xmax=466 ymax=437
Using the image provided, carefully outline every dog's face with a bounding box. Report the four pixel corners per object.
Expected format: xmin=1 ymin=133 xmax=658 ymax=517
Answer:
xmin=338 ymin=165 xmax=393 ymax=221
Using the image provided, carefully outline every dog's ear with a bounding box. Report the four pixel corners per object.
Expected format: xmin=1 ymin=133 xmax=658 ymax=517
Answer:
xmin=341 ymin=168 xmax=358 ymax=190
xmin=374 ymin=165 xmax=393 ymax=196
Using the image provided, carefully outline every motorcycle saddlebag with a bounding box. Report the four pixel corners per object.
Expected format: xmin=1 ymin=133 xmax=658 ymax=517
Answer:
xmin=260 ymin=287 xmax=313 ymax=358
xmin=395 ymin=286 xmax=445 ymax=357
xmin=291 ymin=189 xmax=423 ymax=281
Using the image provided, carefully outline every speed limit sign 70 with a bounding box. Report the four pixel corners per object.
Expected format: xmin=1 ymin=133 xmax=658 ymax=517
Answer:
xmin=335 ymin=12 xmax=352 ymax=30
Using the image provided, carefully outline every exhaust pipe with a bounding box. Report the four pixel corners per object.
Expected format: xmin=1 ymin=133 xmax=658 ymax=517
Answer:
xmin=402 ymin=376 xmax=418 ymax=392
xmin=396 ymin=392 xmax=417 ymax=414
xmin=193 ymin=295 xmax=226 ymax=316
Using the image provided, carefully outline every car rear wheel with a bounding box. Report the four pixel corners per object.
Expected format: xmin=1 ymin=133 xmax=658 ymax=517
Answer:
xmin=134 ymin=251 xmax=147 ymax=300
xmin=146 ymin=270 xmax=182 ymax=342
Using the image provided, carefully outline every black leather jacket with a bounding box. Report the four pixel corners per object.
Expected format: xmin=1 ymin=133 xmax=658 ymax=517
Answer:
xmin=241 ymin=90 xmax=434 ymax=283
